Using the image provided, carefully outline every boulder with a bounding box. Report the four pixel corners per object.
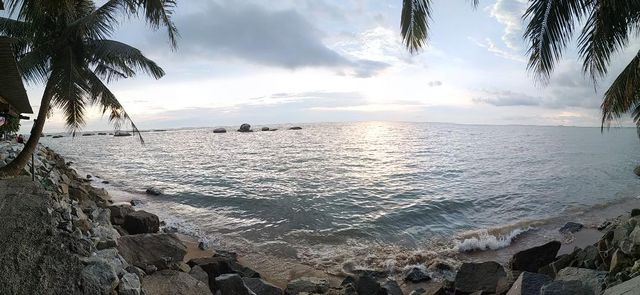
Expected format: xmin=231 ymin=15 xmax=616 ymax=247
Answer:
xmin=141 ymin=270 xmax=212 ymax=295
xmin=603 ymin=275 xmax=640 ymax=294
xmin=261 ymin=127 xmax=270 ymax=131
xmin=631 ymin=209 xmax=640 ymax=217
xmin=609 ymin=249 xmax=632 ymax=275
xmin=118 ymin=273 xmax=141 ymax=295
xmin=187 ymin=257 xmax=234 ymax=292
xmin=118 ymin=233 xmax=187 ymax=270
xmin=123 ymin=210 xmax=160 ymax=234
xmin=145 ymin=187 xmax=163 ymax=196
xmin=634 ymin=166 xmax=640 ymax=177
xmin=285 ymin=277 xmax=330 ymax=295
xmin=506 ymin=272 xmax=552 ymax=295
xmin=243 ymin=277 xmax=283 ymax=295
xmin=404 ymin=267 xmax=431 ymax=283
xmin=89 ymin=249 xmax=129 ymax=277
xmin=341 ymin=275 xmax=384 ymax=295
xmin=108 ymin=204 xmax=134 ymax=225
xmin=82 ymin=259 xmax=120 ymax=295
xmin=381 ymin=280 xmax=404 ymax=295
xmin=215 ymin=273 xmax=253 ymax=295
xmin=409 ymin=288 xmax=426 ymax=295
xmin=189 ymin=265 xmax=209 ymax=284
xmin=555 ymin=267 xmax=607 ymax=295
xmin=540 ymin=280 xmax=590 ymax=295
xmin=90 ymin=207 xmax=112 ymax=226
xmin=91 ymin=225 xmax=121 ymax=250
xmin=289 ymin=127 xmax=302 ymax=130
xmin=539 ymin=254 xmax=575 ymax=279
xmin=509 ymin=241 xmax=562 ymax=272
xmin=559 ymin=222 xmax=584 ymax=234
xmin=213 ymin=128 xmax=227 ymax=134
xmin=454 ymin=261 xmax=508 ymax=294
xmin=238 ymin=124 xmax=252 ymax=132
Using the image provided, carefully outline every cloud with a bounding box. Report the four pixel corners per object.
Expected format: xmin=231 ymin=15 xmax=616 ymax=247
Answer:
xmin=427 ymin=81 xmax=443 ymax=87
xmin=473 ymin=90 xmax=541 ymax=106
xmin=469 ymin=37 xmax=526 ymax=62
xmin=173 ymin=2 xmax=388 ymax=77
xmin=487 ymin=0 xmax=527 ymax=50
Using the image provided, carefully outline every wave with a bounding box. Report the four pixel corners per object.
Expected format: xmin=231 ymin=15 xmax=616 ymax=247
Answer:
xmin=454 ymin=227 xmax=533 ymax=252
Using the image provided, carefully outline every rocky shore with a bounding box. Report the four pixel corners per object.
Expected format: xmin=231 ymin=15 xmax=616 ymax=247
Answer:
xmin=1 ymin=141 xmax=640 ymax=294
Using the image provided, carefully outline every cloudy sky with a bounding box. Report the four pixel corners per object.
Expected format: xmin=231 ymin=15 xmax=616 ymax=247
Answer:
xmin=20 ymin=0 xmax=640 ymax=132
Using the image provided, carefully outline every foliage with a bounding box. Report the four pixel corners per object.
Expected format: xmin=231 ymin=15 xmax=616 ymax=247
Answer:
xmin=0 ymin=0 xmax=178 ymax=140
xmin=0 ymin=115 xmax=20 ymax=133
xmin=400 ymin=0 xmax=640 ymax=129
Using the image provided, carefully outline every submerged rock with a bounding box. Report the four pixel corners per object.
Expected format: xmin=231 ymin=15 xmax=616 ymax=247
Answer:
xmin=145 ymin=187 xmax=163 ymax=196
xmin=559 ymin=222 xmax=584 ymax=234
xmin=404 ymin=267 xmax=431 ymax=283
xmin=454 ymin=261 xmax=508 ymax=294
xmin=509 ymin=241 xmax=562 ymax=272
xmin=123 ymin=210 xmax=160 ymax=234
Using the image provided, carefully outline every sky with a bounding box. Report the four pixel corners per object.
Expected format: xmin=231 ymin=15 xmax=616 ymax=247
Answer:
xmin=18 ymin=0 xmax=640 ymax=133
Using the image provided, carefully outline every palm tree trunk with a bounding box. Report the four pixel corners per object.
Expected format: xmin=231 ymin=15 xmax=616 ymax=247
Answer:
xmin=0 ymin=86 xmax=52 ymax=178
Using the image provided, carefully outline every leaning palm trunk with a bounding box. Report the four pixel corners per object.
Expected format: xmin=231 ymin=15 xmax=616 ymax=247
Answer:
xmin=0 ymin=86 xmax=51 ymax=177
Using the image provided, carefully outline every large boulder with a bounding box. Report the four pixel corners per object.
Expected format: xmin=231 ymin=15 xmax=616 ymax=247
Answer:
xmin=244 ymin=277 xmax=284 ymax=295
xmin=189 ymin=265 xmax=209 ymax=284
xmin=540 ymin=280 xmax=590 ymax=295
xmin=555 ymin=267 xmax=607 ymax=295
xmin=506 ymin=272 xmax=552 ymax=295
xmin=91 ymin=225 xmax=121 ymax=250
xmin=82 ymin=259 xmax=120 ymax=295
xmin=603 ymin=275 xmax=640 ymax=294
xmin=539 ymin=254 xmax=575 ymax=279
xmin=187 ymin=257 xmax=234 ymax=292
xmin=341 ymin=275 xmax=384 ymax=295
xmin=238 ymin=124 xmax=252 ymax=132
xmin=123 ymin=211 xmax=160 ymax=234
xmin=215 ymin=274 xmax=253 ymax=295
xmin=118 ymin=273 xmax=141 ymax=295
xmin=285 ymin=277 xmax=330 ymax=295
xmin=404 ymin=267 xmax=431 ymax=283
xmin=454 ymin=261 xmax=508 ymax=294
xmin=118 ymin=234 xmax=187 ymax=270
xmin=509 ymin=241 xmax=562 ymax=272
xmin=108 ymin=204 xmax=134 ymax=225
xmin=141 ymin=270 xmax=212 ymax=295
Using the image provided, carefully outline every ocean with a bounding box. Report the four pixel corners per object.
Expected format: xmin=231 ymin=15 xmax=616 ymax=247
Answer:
xmin=41 ymin=122 xmax=640 ymax=277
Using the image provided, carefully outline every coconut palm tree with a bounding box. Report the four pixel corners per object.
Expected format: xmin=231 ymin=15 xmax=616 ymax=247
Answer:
xmin=0 ymin=0 xmax=177 ymax=176
xmin=400 ymin=0 xmax=640 ymax=129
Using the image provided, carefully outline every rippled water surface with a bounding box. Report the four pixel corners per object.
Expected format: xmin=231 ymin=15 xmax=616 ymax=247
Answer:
xmin=41 ymin=122 xmax=640 ymax=266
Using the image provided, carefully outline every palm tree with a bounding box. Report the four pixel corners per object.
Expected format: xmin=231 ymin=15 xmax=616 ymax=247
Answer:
xmin=0 ymin=0 xmax=177 ymax=176
xmin=400 ymin=0 xmax=640 ymax=129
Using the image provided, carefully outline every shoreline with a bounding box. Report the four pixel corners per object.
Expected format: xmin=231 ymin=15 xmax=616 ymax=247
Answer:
xmin=3 ymin=140 xmax=640 ymax=294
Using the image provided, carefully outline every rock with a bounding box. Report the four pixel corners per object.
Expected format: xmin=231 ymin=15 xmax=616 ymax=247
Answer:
xmin=118 ymin=233 xmax=187 ymax=270
xmin=555 ymin=267 xmax=607 ymax=294
xmin=87 ymin=174 xmax=92 ymax=179
xmin=171 ymin=261 xmax=191 ymax=273
xmin=141 ymin=270 xmax=212 ymax=295
xmin=123 ymin=210 xmax=160 ymax=234
xmin=285 ymin=277 xmax=330 ymax=295
xmin=381 ymin=280 xmax=404 ymax=295
xmin=90 ymin=207 xmax=112 ymax=226
xmin=130 ymin=199 xmax=144 ymax=206
xmin=118 ymin=273 xmax=141 ymax=295
xmin=404 ymin=267 xmax=431 ymax=283
xmin=610 ymin=249 xmax=632 ymax=275
xmin=539 ymin=254 xmax=575 ymax=279
xmin=102 ymin=180 xmax=109 ymax=184
xmin=261 ymin=127 xmax=270 ymax=131
xmin=603 ymin=275 xmax=640 ymax=294
xmin=238 ymin=123 xmax=252 ymax=132
xmin=509 ymin=241 xmax=562 ymax=272
xmin=82 ymin=259 xmax=120 ymax=295
xmin=91 ymin=225 xmax=121 ymax=250
xmin=634 ymin=166 xmax=640 ymax=177
xmin=288 ymin=126 xmax=302 ymax=130
xmin=198 ymin=241 xmax=209 ymax=251
xmin=187 ymin=256 xmax=234 ymax=292
xmin=409 ymin=288 xmax=426 ymax=295
xmin=89 ymin=248 xmax=129 ymax=277
xmin=126 ymin=266 xmax=147 ymax=278
xmin=454 ymin=261 xmax=508 ymax=294
xmin=108 ymin=204 xmax=134 ymax=225
xmin=213 ymin=128 xmax=227 ymax=133
xmin=559 ymin=222 xmax=584 ymax=234
xmin=215 ymin=273 xmax=253 ymax=295
xmin=145 ymin=187 xmax=163 ymax=196
xmin=189 ymin=265 xmax=209 ymax=284
xmin=598 ymin=221 xmax=612 ymax=231
xmin=342 ymin=275 xmax=384 ymax=295
xmin=540 ymin=280 xmax=590 ymax=295
xmin=243 ymin=277 xmax=283 ymax=295
xmin=506 ymin=272 xmax=552 ymax=295
xmin=631 ymin=209 xmax=640 ymax=217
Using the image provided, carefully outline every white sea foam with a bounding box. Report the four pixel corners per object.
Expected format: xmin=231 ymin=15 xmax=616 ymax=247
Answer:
xmin=455 ymin=227 xmax=531 ymax=252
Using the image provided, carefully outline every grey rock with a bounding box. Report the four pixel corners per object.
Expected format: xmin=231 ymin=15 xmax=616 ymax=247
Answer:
xmin=289 ymin=127 xmax=302 ymax=130
xmin=123 ymin=210 xmax=160 ymax=234
xmin=507 ymin=272 xmax=552 ymax=295
xmin=261 ymin=127 xmax=270 ymax=131
xmin=238 ymin=124 xmax=252 ymax=132
xmin=141 ymin=270 xmax=212 ymax=295
xmin=540 ymin=280 xmax=590 ymax=295
xmin=381 ymin=280 xmax=404 ymax=295
xmin=285 ymin=277 xmax=330 ymax=295
xmin=634 ymin=166 xmax=640 ymax=177
xmin=213 ymin=128 xmax=227 ymax=133
xmin=404 ymin=267 xmax=431 ymax=283
xmin=82 ymin=259 xmax=120 ymax=295
xmin=610 ymin=249 xmax=632 ymax=275
xmin=119 ymin=273 xmax=142 ymax=295
xmin=243 ymin=277 xmax=283 ymax=295
xmin=409 ymin=288 xmax=426 ymax=295
xmin=126 ymin=266 xmax=147 ymax=278
xmin=118 ymin=233 xmax=187 ymax=270
xmin=89 ymin=249 xmax=129 ymax=277
xmin=145 ymin=187 xmax=163 ymax=196
xmin=91 ymin=225 xmax=121 ymax=250
xmin=90 ymin=207 xmax=111 ymax=226
xmin=559 ymin=222 xmax=584 ymax=234
xmin=189 ymin=265 xmax=209 ymax=284
xmin=509 ymin=241 xmax=562 ymax=273
xmin=555 ymin=267 xmax=607 ymax=295
xmin=539 ymin=254 xmax=575 ymax=279
xmin=108 ymin=204 xmax=134 ymax=225
xmin=454 ymin=261 xmax=508 ymax=294
xmin=631 ymin=209 xmax=640 ymax=217
xmin=603 ymin=275 xmax=640 ymax=295
xmin=215 ymin=273 xmax=253 ymax=295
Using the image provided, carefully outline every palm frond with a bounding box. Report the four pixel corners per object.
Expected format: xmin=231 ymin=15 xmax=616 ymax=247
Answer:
xmin=120 ymin=0 xmax=178 ymax=48
xmin=578 ymin=0 xmax=636 ymax=83
xmin=49 ymin=47 xmax=90 ymax=135
xmin=601 ymin=50 xmax=640 ymax=129
xmin=68 ymin=0 xmax=122 ymax=40
xmin=84 ymin=68 xmax=143 ymax=142
xmin=401 ymin=0 xmax=431 ymax=53
xmin=17 ymin=47 xmax=50 ymax=84
xmin=524 ymin=0 xmax=592 ymax=82
xmin=88 ymin=39 xmax=165 ymax=79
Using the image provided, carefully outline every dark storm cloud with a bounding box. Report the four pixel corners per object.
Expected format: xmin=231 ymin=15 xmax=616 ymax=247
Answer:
xmin=174 ymin=2 xmax=389 ymax=77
